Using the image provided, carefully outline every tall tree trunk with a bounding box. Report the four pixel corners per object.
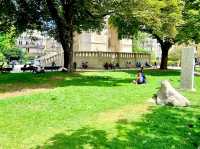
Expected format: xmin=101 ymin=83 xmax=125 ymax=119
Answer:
xmin=151 ymin=33 xmax=175 ymax=70
xmin=46 ymin=0 xmax=74 ymax=72
xmin=160 ymin=47 xmax=169 ymax=70
xmin=60 ymin=28 xmax=73 ymax=72
xmin=160 ymin=42 xmax=172 ymax=70
xmin=62 ymin=28 xmax=73 ymax=72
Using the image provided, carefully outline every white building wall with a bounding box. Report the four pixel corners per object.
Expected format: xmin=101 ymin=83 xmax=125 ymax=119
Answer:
xmin=120 ymin=39 xmax=132 ymax=53
xmin=17 ymin=26 xmax=133 ymax=56
xmin=79 ymin=32 xmax=91 ymax=51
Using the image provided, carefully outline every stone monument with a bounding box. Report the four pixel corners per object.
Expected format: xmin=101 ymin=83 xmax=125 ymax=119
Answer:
xmin=181 ymin=47 xmax=195 ymax=91
xmin=155 ymin=80 xmax=190 ymax=107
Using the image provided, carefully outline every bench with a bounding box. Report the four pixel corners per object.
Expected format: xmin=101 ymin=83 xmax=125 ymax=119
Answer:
xmin=0 ymin=67 xmax=13 ymax=73
xmin=21 ymin=66 xmax=36 ymax=72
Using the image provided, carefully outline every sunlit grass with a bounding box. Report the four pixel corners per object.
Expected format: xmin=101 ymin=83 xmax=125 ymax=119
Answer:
xmin=0 ymin=70 xmax=199 ymax=149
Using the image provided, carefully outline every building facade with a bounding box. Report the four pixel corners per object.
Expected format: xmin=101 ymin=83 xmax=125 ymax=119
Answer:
xmin=17 ymin=25 xmax=133 ymax=58
xmin=73 ymin=25 xmax=132 ymax=53
xmin=16 ymin=31 xmax=62 ymax=58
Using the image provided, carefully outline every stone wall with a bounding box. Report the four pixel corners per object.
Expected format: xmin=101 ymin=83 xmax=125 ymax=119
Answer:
xmin=41 ymin=51 xmax=151 ymax=69
xmin=74 ymin=51 xmax=150 ymax=68
xmin=197 ymin=45 xmax=200 ymax=58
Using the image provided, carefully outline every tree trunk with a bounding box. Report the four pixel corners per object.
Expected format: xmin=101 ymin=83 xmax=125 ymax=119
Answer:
xmin=61 ymin=29 xmax=74 ymax=72
xmin=46 ymin=0 xmax=74 ymax=72
xmin=160 ymin=43 xmax=172 ymax=70
xmin=151 ymin=33 xmax=174 ymax=70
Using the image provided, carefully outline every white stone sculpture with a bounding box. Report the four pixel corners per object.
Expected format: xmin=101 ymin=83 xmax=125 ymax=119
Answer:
xmin=155 ymin=80 xmax=190 ymax=107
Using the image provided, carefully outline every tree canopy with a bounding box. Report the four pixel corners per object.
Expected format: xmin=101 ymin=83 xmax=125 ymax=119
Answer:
xmin=177 ymin=0 xmax=200 ymax=44
xmin=0 ymin=0 xmax=116 ymax=71
xmin=1 ymin=0 xmax=200 ymax=70
xmin=109 ymin=0 xmax=184 ymax=69
xmin=0 ymin=28 xmax=26 ymax=62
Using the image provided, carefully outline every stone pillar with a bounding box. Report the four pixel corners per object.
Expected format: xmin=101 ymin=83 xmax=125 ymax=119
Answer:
xmin=181 ymin=47 xmax=195 ymax=90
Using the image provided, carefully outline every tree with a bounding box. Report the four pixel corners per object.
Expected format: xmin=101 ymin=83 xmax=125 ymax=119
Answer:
xmin=3 ymin=48 xmax=25 ymax=61
xmin=177 ymin=0 xmax=200 ymax=44
xmin=0 ymin=27 xmax=16 ymax=51
xmin=110 ymin=0 xmax=183 ymax=69
xmin=168 ymin=45 xmax=182 ymax=66
xmin=132 ymin=32 xmax=149 ymax=52
xmin=0 ymin=52 xmax=5 ymax=64
xmin=0 ymin=0 xmax=115 ymax=71
xmin=0 ymin=29 xmax=26 ymax=62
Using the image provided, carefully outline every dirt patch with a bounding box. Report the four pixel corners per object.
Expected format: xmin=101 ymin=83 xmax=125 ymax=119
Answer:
xmin=94 ymin=103 xmax=152 ymax=124
xmin=0 ymin=88 xmax=50 ymax=100
xmin=50 ymin=76 xmax=64 ymax=81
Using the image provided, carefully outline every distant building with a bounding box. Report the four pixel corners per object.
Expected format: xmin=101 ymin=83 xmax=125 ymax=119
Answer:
xmin=74 ymin=25 xmax=132 ymax=52
xmin=16 ymin=25 xmax=133 ymax=59
xmin=16 ymin=31 xmax=62 ymax=58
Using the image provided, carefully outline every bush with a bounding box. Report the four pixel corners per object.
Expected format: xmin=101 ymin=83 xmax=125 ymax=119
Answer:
xmin=168 ymin=46 xmax=182 ymax=62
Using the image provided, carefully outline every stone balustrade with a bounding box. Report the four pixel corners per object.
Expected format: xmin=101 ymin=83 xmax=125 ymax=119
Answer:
xmin=40 ymin=51 xmax=151 ymax=69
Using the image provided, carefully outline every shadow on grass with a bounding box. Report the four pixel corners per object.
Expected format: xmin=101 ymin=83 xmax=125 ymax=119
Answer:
xmin=0 ymin=72 xmax=132 ymax=93
xmin=36 ymin=106 xmax=200 ymax=149
xmin=0 ymin=69 xmax=181 ymax=94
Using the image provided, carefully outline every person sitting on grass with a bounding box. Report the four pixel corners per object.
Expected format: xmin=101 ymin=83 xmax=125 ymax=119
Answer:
xmin=133 ymin=70 xmax=146 ymax=84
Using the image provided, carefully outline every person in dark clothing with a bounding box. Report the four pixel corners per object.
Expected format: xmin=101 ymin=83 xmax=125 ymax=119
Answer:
xmin=81 ymin=62 xmax=88 ymax=69
xmin=140 ymin=66 xmax=146 ymax=83
xmin=154 ymin=61 xmax=157 ymax=68
xmin=104 ymin=62 xmax=109 ymax=70
xmin=52 ymin=61 xmax=56 ymax=67
xmin=116 ymin=63 xmax=120 ymax=69
xmin=133 ymin=68 xmax=146 ymax=84
xmin=133 ymin=70 xmax=144 ymax=84
xmin=73 ymin=62 xmax=77 ymax=70
xmin=109 ymin=63 xmax=113 ymax=69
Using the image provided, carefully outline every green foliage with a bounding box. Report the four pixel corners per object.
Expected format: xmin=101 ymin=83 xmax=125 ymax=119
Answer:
xmin=168 ymin=60 xmax=179 ymax=66
xmin=0 ymin=52 xmax=5 ymax=63
xmin=0 ymin=28 xmax=16 ymax=51
xmin=109 ymin=0 xmax=188 ymax=69
xmin=168 ymin=46 xmax=182 ymax=61
xmin=110 ymin=0 xmax=183 ymax=40
xmin=0 ymin=0 xmax=115 ymax=39
xmin=0 ymin=28 xmax=26 ymax=61
xmin=110 ymin=0 xmax=200 ymax=45
xmin=3 ymin=48 xmax=24 ymax=61
xmin=177 ymin=0 xmax=200 ymax=43
xmin=133 ymin=47 xmax=148 ymax=52
xmin=22 ymin=51 xmax=30 ymax=63
xmin=1 ymin=0 xmax=116 ymax=68
xmin=132 ymin=32 xmax=149 ymax=52
xmin=109 ymin=15 xmax=140 ymax=39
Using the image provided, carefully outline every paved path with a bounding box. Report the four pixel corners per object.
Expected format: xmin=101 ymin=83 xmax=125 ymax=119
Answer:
xmin=7 ymin=65 xmax=200 ymax=75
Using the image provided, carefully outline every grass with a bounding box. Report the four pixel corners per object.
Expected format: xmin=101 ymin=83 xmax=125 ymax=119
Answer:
xmin=195 ymin=66 xmax=200 ymax=73
xmin=0 ymin=70 xmax=199 ymax=149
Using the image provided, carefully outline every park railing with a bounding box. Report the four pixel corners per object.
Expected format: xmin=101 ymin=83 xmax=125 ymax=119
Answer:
xmin=39 ymin=51 xmax=151 ymax=69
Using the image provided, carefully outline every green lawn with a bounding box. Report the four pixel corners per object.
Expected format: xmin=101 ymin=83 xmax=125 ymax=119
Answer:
xmin=195 ymin=67 xmax=200 ymax=73
xmin=0 ymin=70 xmax=199 ymax=149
